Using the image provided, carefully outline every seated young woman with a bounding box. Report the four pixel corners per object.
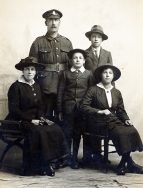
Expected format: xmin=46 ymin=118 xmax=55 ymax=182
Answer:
xmin=5 ymin=57 xmax=69 ymax=176
xmin=81 ymin=64 xmax=143 ymax=175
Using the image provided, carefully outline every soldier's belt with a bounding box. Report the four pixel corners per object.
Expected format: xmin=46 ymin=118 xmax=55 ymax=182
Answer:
xmin=44 ymin=63 xmax=68 ymax=72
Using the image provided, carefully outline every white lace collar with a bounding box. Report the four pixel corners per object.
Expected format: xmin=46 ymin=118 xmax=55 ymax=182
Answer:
xmin=18 ymin=75 xmax=35 ymax=86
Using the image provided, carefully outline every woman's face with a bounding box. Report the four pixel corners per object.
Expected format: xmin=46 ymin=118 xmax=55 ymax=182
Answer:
xmin=101 ymin=68 xmax=114 ymax=84
xmin=23 ymin=66 xmax=36 ymax=82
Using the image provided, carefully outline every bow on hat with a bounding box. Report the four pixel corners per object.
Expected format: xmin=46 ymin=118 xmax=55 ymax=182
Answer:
xmin=15 ymin=57 xmax=45 ymax=71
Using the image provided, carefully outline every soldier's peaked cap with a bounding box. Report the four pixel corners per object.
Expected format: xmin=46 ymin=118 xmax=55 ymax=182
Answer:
xmin=42 ymin=9 xmax=63 ymax=19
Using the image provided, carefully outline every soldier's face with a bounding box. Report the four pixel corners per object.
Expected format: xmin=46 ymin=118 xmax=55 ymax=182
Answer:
xmin=45 ymin=18 xmax=60 ymax=33
xmin=90 ymin=33 xmax=103 ymax=48
xmin=23 ymin=66 xmax=36 ymax=82
xmin=72 ymin=53 xmax=85 ymax=69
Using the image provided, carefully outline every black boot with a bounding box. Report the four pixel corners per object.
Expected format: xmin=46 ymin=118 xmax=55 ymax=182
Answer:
xmin=46 ymin=163 xmax=55 ymax=176
xmin=70 ymin=138 xmax=80 ymax=169
xmin=59 ymin=140 xmax=72 ymax=168
xmin=39 ymin=161 xmax=55 ymax=176
xmin=116 ymin=158 xmax=126 ymax=175
xmin=127 ymin=157 xmax=143 ymax=174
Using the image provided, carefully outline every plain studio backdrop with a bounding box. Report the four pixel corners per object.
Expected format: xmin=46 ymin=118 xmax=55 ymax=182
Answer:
xmin=0 ymin=0 xmax=143 ymax=140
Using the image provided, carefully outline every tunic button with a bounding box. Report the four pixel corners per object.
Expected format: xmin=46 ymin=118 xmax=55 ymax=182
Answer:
xmin=57 ymin=55 xmax=59 ymax=57
xmin=32 ymin=88 xmax=34 ymax=91
xmin=56 ymin=47 xmax=58 ymax=50
xmin=33 ymin=93 xmax=36 ymax=96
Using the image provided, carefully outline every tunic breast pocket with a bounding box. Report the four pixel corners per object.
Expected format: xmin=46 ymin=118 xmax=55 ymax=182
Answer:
xmin=39 ymin=48 xmax=52 ymax=64
xmin=60 ymin=46 xmax=70 ymax=62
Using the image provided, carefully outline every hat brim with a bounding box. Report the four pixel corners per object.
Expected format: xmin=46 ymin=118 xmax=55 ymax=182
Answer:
xmin=15 ymin=62 xmax=45 ymax=71
xmin=67 ymin=49 xmax=87 ymax=59
xmin=94 ymin=65 xmax=121 ymax=83
xmin=85 ymin=31 xmax=108 ymax=41
xmin=47 ymin=15 xmax=60 ymax=19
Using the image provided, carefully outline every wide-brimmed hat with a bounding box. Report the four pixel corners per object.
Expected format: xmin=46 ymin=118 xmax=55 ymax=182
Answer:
xmin=15 ymin=57 xmax=45 ymax=71
xmin=94 ymin=64 xmax=121 ymax=82
xmin=85 ymin=25 xmax=108 ymax=41
xmin=67 ymin=49 xmax=87 ymax=59
xmin=42 ymin=9 xmax=63 ymax=19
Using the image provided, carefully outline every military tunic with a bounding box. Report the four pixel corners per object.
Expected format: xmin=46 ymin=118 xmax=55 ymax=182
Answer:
xmin=29 ymin=33 xmax=73 ymax=94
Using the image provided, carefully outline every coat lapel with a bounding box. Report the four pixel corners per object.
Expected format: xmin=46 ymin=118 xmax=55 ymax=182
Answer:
xmin=86 ymin=46 xmax=98 ymax=63
xmin=96 ymin=87 xmax=109 ymax=109
xmin=111 ymin=88 xmax=118 ymax=109
xmin=77 ymin=71 xmax=86 ymax=79
xmin=98 ymin=48 xmax=105 ymax=66
xmin=69 ymin=70 xmax=77 ymax=79
xmin=86 ymin=47 xmax=93 ymax=60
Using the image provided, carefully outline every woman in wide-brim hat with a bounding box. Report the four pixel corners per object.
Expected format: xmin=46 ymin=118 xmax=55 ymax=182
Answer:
xmin=5 ymin=56 xmax=69 ymax=176
xmin=81 ymin=64 xmax=143 ymax=175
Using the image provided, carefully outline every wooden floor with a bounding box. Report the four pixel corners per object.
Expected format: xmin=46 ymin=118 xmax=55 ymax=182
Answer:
xmin=0 ymin=139 xmax=143 ymax=188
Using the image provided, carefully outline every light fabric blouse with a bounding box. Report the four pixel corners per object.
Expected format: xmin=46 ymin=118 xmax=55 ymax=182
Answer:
xmin=96 ymin=82 xmax=113 ymax=108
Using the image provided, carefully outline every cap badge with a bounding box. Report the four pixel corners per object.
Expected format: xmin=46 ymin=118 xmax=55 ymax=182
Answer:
xmin=52 ymin=11 xmax=56 ymax=15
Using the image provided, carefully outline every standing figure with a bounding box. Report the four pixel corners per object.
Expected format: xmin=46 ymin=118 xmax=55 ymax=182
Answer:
xmin=81 ymin=64 xmax=143 ymax=175
xmin=85 ymin=25 xmax=112 ymax=74
xmin=57 ymin=49 xmax=94 ymax=169
xmin=29 ymin=9 xmax=73 ymax=121
xmin=84 ymin=25 xmax=113 ymax=163
xmin=5 ymin=57 xmax=69 ymax=176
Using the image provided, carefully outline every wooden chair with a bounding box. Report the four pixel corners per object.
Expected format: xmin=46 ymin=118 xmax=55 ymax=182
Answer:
xmin=0 ymin=120 xmax=29 ymax=173
xmin=82 ymin=117 xmax=116 ymax=173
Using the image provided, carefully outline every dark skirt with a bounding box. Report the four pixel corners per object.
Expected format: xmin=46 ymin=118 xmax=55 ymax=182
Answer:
xmin=109 ymin=125 xmax=143 ymax=155
xmin=88 ymin=115 xmax=143 ymax=156
xmin=21 ymin=122 xmax=69 ymax=161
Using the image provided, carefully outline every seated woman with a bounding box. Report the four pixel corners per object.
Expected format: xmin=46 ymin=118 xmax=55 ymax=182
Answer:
xmin=5 ymin=57 xmax=69 ymax=176
xmin=81 ymin=64 xmax=143 ymax=175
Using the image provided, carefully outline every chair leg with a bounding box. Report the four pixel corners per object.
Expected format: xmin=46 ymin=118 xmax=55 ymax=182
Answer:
xmin=104 ymin=138 xmax=109 ymax=173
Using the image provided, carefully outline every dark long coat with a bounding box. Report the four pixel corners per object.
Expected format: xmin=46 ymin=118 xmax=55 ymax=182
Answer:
xmin=81 ymin=85 xmax=143 ymax=155
xmin=85 ymin=46 xmax=113 ymax=73
xmin=5 ymin=81 xmax=69 ymax=164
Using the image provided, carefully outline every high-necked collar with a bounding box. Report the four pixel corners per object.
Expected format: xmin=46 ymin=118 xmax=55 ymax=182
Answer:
xmin=18 ymin=75 xmax=35 ymax=86
xmin=70 ymin=66 xmax=85 ymax=73
xmin=45 ymin=32 xmax=60 ymax=41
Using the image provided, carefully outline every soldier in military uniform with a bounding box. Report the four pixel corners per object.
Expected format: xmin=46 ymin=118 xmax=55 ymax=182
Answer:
xmin=29 ymin=9 xmax=73 ymax=121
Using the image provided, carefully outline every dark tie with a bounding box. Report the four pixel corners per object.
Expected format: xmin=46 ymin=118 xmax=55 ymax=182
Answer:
xmin=93 ymin=49 xmax=98 ymax=60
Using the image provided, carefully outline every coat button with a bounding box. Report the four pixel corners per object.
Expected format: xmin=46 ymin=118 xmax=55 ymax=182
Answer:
xmin=33 ymin=93 xmax=36 ymax=96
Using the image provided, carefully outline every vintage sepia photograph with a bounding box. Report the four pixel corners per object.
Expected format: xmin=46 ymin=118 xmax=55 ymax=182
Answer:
xmin=0 ymin=0 xmax=143 ymax=187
